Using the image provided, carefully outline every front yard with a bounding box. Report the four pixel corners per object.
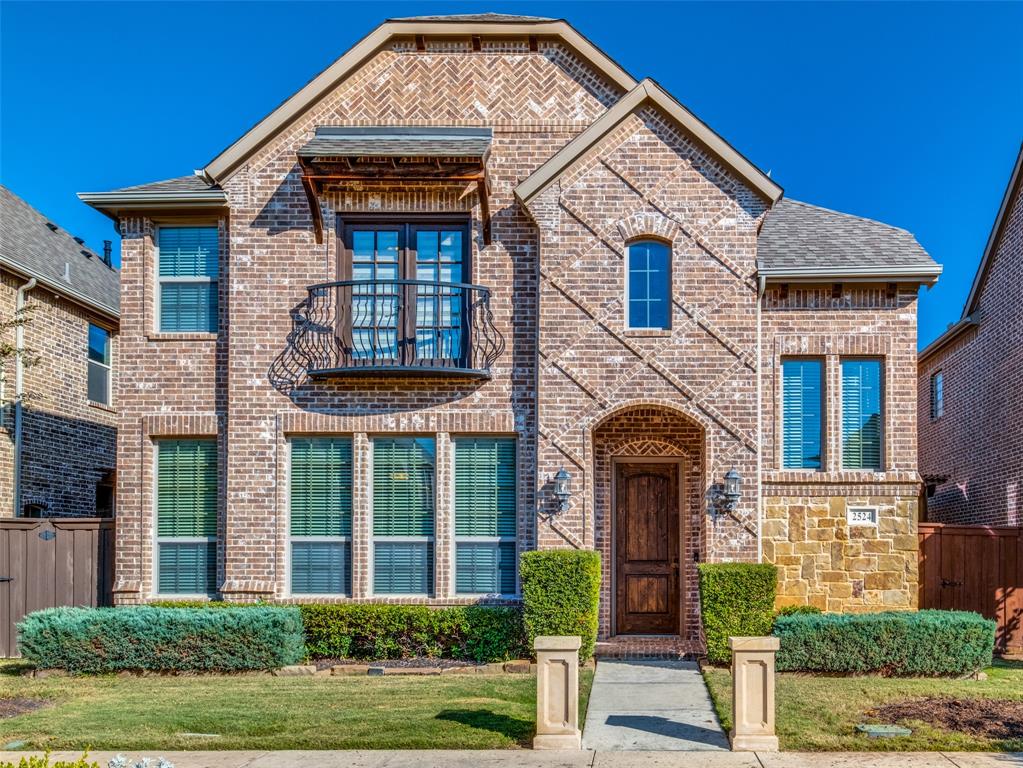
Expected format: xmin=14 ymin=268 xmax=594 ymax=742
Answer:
xmin=703 ymin=658 xmax=1023 ymax=751
xmin=0 ymin=661 xmax=594 ymax=751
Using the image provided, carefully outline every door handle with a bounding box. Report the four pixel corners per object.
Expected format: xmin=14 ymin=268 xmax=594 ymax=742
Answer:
xmin=941 ymin=578 xmax=963 ymax=588
xmin=0 ymin=577 xmax=12 ymax=583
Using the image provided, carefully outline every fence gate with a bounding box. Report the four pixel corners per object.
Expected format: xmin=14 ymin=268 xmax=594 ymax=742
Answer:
xmin=0 ymin=518 xmax=114 ymax=657
xmin=919 ymin=523 xmax=1023 ymax=652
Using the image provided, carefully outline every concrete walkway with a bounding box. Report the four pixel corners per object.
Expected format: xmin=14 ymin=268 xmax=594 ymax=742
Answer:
xmin=582 ymin=660 xmax=729 ymax=751
xmin=10 ymin=750 xmax=1023 ymax=767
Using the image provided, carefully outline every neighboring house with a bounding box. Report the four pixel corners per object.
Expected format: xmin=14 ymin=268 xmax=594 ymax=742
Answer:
xmin=918 ymin=142 xmax=1023 ymax=525
xmin=79 ymin=14 xmax=940 ymax=648
xmin=1 ymin=185 xmax=119 ymax=517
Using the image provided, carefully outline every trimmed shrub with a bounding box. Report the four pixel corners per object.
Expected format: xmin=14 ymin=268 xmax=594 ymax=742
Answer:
xmin=774 ymin=609 xmax=996 ymax=676
xmin=698 ymin=563 xmax=777 ymax=664
xmin=300 ymin=604 xmax=525 ymax=662
xmin=520 ymin=549 xmax=601 ymax=662
xmin=17 ymin=606 xmax=304 ymax=674
xmin=775 ymin=604 xmax=822 ymax=619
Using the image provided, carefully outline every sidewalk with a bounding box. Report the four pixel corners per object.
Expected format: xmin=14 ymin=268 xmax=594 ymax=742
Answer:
xmin=10 ymin=751 xmax=1023 ymax=767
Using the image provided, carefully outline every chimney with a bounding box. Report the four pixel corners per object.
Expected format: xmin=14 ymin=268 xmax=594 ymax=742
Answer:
xmin=103 ymin=240 xmax=112 ymax=267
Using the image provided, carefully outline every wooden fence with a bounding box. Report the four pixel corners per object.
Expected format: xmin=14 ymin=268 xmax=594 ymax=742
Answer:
xmin=919 ymin=523 xmax=1023 ymax=652
xmin=0 ymin=518 xmax=115 ymax=657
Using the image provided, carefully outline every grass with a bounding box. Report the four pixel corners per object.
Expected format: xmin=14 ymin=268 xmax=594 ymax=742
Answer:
xmin=0 ymin=660 xmax=594 ymax=751
xmin=702 ymin=658 xmax=1023 ymax=751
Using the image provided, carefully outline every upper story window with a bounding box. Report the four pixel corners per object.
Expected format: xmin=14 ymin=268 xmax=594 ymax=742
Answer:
xmin=782 ymin=358 xmax=823 ymax=470
xmin=157 ymin=226 xmax=218 ymax=333
xmin=626 ymin=240 xmax=671 ymax=330
xmin=930 ymin=371 xmax=944 ymax=419
xmin=841 ymin=359 xmax=883 ymax=470
xmin=87 ymin=323 xmax=111 ymax=406
xmin=342 ymin=220 xmax=468 ymax=364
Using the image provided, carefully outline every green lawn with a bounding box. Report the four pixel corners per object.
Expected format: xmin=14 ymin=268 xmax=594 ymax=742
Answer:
xmin=703 ymin=658 xmax=1023 ymax=751
xmin=0 ymin=661 xmax=593 ymax=751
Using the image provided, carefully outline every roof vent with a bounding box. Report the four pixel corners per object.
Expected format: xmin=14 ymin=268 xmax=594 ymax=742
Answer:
xmin=102 ymin=240 xmax=112 ymax=267
xmin=63 ymin=262 xmax=71 ymax=282
xmin=45 ymin=222 xmax=58 ymax=232
xmin=73 ymin=236 xmax=85 ymax=245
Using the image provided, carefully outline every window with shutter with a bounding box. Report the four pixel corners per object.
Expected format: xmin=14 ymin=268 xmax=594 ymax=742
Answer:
xmin=156 ymin=439 xmax=217 ymax=595
xmin=157 ymin=226 xmax=219 ymax=333
xmin=841 ymin=359 xmax=883 ymax=470
xmin=290 ymin=438 xmax=353 ymax=594
xmin=372 ymin=438 xmax=435 ymax=595
xmin=454 ymin=438 xmax=517 ymax=594
xmin=781 ymin=359 xmax=823 ymax=470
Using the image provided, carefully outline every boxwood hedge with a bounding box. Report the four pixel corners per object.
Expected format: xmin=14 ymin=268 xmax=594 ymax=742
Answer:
xmin=17 ymin=605 xmax=304 ymax=673
xmin=697 ymin=562 xmax=778 ymax=664
xmin=774 ymin=609 xmax=995 ymax=676
xmin=520 ymin=549 xmax=601 ymax=661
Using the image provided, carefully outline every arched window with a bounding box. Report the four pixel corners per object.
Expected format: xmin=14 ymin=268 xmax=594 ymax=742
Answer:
xmin=625 ymin=240 xmax=671 ymax=330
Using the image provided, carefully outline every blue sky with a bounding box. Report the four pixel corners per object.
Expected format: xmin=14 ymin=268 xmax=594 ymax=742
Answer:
xmin=2 ymin=2 xmax=1020 ymax=348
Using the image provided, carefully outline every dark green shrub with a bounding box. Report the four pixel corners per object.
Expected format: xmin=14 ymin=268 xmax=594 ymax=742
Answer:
xmin=299 ymin=604 xmax=525 ymax=662
xmin=698 ymin=563 xmax=777 ymax=664
xmin=520 ymin=549 xmax=601 ymax=662
xmin=17 ymin=606 xmax=304 ymax=674
xmin=775 ymin=609 xmax=995 ymax=676
xmin=775 ymin=604 xmax=822 ymax=619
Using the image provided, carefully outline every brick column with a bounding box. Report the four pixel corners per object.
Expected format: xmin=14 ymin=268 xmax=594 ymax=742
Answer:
xmin=351 ymin=432 xmax=371 ymax=598
xmin=434 ymin=432 xmax=453 ymax=597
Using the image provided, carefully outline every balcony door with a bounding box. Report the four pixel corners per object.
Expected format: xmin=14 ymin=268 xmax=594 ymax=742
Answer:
xmin=340 ymin=219 xmax=469 ymax=369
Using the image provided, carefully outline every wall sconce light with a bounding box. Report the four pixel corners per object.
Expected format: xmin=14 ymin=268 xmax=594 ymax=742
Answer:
xmin=553 ymin=467 xmax=572 ymax=513
xmin=713 ymin=467 xmax=742 ymax=513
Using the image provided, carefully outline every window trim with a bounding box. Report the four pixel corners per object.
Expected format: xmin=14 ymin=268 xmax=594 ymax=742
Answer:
xmin=624 ymin=238 xmax=672 ymax=331
xmin=87 ymin=322 xmax=113 ymax=407
xmin=369 ymin=436 xmax=437 ymax=598
xmin=839 ymin=356 xmax=885 ymax=471
xmin=452 ymin=436 xmax=519 ymax=598
xmin=153 ymin=439 xmax=219 ymax=598
xmin=930 ymin=370 xmax=944 ymax=420
xmin=780 ymin=356 xmax=825 ymax=472
xmin=154 ymin=224 xmax=220 ymax=335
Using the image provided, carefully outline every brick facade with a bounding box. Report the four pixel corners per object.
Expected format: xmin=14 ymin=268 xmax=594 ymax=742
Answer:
xmin=104 ymin=20 xmax=930 ymax=641
xmin=918 ymin=148 xmax=1023 ymax=525
xmin=0 ymin=269 xmax=117 ymax=517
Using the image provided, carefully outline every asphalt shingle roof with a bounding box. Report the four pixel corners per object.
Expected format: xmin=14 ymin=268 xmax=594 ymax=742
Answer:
xmin=106 ymin=175 xmax=221 ymax=194
xmin=758 ymin=199 xmax=938 ymax=274
xmin=1 ymin=185 xmax=119 ymax=317
xmin=387 ymin=13 xmax=555 ymax=22
xmin=298 ymin=126 xmax=493 ymax=159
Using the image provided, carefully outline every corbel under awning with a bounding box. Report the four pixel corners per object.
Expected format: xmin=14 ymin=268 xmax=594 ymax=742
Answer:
xmin=297 ymin=126 xmax=493 ymax=244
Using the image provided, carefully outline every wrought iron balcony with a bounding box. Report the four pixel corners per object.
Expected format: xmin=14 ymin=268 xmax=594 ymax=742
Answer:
xmin=297 ymin=279 xmax=504 ymax=378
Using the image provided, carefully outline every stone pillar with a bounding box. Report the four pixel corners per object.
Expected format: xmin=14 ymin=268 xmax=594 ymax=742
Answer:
xmin=729 ymin=636 xmax=779 ymax=751
xmin=533 ymin=636 xmax=582 ymax=750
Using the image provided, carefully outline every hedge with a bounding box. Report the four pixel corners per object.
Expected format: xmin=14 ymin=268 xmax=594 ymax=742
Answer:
xmin=300 ymin=604 xmax=526 ymax=662
xmin=520 ymin=549 xmax=601 ymax=662
xmin=17 ymin=606 xmax=304 ymax=673
xmin=153 ymin=601 xmax=525 ymax=663
xmin=774 ymin=609 xmax=996 ymax=676
xmin=697 ymin=562 xmax=777 ymax=664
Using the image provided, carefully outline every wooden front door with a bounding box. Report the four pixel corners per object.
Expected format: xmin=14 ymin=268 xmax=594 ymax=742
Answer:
xmin=615 ymin=462 xmax=680 ymax=635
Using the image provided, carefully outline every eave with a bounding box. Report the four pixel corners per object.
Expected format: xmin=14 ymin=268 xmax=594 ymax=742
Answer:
xmin=757 ymin=263 xmax=943 ymax=285
xmin=0 ymin=257 xmax=119 ymax=322
xmin=78 ymin=190 xmax=228 ymax=221
xmin=918 ymin=316 xmax=978 ymax=364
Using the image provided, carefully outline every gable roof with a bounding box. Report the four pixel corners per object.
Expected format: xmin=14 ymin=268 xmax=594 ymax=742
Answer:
xmin=201 ymin=15 xmax=638 ymax=183
xmin=1 ymin=185 xmax=119 ymax=320
xmin=514 ymin=78 xmax=783 ymax=206
xmin=78 ymin=174 xmax=226 ymax=220
xmin=758 ymin=199 xmax=941 ymax=282
xmin=962 ymin=140 xmax=1023 ymax=319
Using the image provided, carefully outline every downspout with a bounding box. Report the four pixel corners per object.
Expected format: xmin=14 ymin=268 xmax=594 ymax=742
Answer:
xmin=12 ymin=277 xmax=37 ymax=516
xmin=756 ymin=274 xmax=766 ymax=563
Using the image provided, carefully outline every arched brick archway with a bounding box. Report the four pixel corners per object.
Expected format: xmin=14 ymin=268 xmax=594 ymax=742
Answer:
xmin=591 ymin=404 xmax=706 ymax=644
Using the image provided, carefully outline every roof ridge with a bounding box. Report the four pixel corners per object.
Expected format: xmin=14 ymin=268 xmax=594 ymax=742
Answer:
xmin=782 ymin=198 xmax=913 ymax=236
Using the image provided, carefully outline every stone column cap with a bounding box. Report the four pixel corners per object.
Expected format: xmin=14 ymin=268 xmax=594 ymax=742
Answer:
xmin=534 ymin=635 xmax=582 ymax=651
xmin=729 ymin=635 xmax=780 ymax=651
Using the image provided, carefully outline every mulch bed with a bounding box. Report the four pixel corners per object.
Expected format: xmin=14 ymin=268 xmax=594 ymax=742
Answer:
xmin=869 ymin=697 xmax=1023 ymax=740
xmin=313 ymin=657 xmax=477 ymax=671
xmin=0 ymin=698 xmax=48 ymax=719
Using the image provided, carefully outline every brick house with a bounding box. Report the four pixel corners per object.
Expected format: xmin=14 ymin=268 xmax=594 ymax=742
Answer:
xmin=918 ymin=142 xmax=1022 ymax=526
xmin=80 ymin=14 xmax=940 ymax=647
xmin=1 ymin=186 xmax=119 ymax=517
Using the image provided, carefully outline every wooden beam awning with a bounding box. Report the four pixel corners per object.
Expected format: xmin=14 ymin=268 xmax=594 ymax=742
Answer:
xmin=297 ymin=126 xmax=493 ymax=244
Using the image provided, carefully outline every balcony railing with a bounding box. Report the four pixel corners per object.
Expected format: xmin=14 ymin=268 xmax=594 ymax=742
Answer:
xmin=298 ymin=279 xmax=505 ymax=378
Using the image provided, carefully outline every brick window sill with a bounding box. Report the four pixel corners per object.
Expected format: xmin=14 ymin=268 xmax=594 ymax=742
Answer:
xmin=764 ymin=469 xmax=919 ymax=484
xmin=623 ymin=329 xmax=672 ymax=338
xmin=147 ymin=333 xmax=218 ymax=342
xmin=88 ymin=400 xmax=117 ymax=414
